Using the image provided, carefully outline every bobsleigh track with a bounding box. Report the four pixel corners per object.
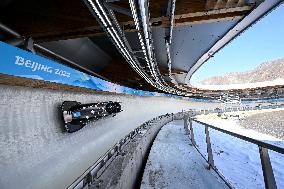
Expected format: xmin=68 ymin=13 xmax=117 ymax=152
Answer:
xmin=0 ymin=84 xmax=219 ymax=189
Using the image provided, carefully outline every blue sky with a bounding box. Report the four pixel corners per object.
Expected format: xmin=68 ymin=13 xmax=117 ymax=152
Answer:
xmin=191 ymin=3 xmax=284 ymax=84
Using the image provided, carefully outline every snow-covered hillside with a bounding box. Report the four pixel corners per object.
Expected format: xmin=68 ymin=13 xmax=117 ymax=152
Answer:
xmin=199 ymin=58 xmax=284 ymax=85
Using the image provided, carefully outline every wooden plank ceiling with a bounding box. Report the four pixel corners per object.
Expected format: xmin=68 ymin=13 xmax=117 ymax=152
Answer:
xmin=0 ymin=0 xmax=252 ymax=42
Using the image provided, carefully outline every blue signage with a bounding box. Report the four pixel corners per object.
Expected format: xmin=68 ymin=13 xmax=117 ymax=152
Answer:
xmin=0 ymin=42 xmax=177 ymax=97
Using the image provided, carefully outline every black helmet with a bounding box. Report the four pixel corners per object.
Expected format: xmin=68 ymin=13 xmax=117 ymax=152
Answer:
xmin=106 ymin=102 xmax=121 ymax=114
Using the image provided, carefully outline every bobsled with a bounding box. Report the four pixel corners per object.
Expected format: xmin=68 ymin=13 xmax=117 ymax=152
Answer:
xmin=61 ymin=101 xmax=122 ymax=133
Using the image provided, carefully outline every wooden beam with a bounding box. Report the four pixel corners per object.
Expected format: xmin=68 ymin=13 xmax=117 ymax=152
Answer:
xmin=173 ymin=9 xmax=247 ymax=26
xmin=171 ymin=5 xmax=251 ymax=26
xmin=175 ymin=5 xmax=251 ymax=19
xmin=34 ymin=5 xmax=251 ymax=42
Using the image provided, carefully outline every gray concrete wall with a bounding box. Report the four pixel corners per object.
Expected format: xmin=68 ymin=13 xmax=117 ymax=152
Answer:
xmin=0 ymin=85 xmax=218 ymax=189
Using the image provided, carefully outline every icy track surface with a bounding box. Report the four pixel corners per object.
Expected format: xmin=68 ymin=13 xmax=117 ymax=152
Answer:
xmin=193 ymin=117 xmax=284 ymax=189
xmin=141 ymin=120 xmax=229 ymax=189
xmin=0 ymin=85 xmax=218 ymax=189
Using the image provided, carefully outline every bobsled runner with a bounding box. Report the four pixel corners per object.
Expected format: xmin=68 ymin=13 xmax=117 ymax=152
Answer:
xmin=61 ymin=101 xmax=122 ymax=133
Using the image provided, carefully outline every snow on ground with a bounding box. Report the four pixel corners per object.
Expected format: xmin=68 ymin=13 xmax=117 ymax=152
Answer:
xmin=194 ymin=113 xmax=284 ymax=189
xmin=141 ymin=120 xmax=229 ymax=189
xmin=239 ymin=109 xmax=284 ymax=140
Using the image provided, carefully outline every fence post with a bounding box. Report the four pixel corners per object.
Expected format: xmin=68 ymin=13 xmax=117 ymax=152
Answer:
xmin=184 ymin=115 xmax=189 ymax=135
xmin=189 ymin=118 xmax=196 ymax=146
xmin=205 ymin=125 xmax=214 ymax=169
xmin=259 ymin=146 xmax=277 ymax=189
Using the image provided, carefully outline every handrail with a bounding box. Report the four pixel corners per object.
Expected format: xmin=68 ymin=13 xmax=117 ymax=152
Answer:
xmin=68 ymin=105 xmax=283 ymax=189
xmin=184 ymin=108 xmax=284 ymax=189
xmin=192 ymin=119 xmax=284 ymax=154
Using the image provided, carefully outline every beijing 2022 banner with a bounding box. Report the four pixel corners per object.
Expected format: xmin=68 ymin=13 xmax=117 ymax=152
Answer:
xmin=0 ymin=41 xmax=183 ymax=98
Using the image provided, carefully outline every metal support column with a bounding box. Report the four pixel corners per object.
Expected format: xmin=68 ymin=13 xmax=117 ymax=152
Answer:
xmin=205 ymin=126 xmax=214 ymax=169
xmin=259 ymin=147 xmax=277 ymax=189
xmin=184 ymin=115 xmax=189 ymax=135
xmin=189 ymin=118 xmax=196 ymax=146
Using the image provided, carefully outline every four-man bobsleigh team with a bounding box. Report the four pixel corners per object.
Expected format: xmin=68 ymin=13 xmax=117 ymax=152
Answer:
xmin=61 ymin=101 xmax=122 ymax=133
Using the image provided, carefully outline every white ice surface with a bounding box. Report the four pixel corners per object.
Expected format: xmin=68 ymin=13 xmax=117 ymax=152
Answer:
xmin=193 ymin=117 xmax=284 ymax=189
xmin=141 ymin=120 xmax=229 ymax=189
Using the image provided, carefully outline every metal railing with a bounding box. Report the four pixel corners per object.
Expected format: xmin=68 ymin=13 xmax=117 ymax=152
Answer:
xmin=184 ymin=115 xmax=284 ymax=189
xmin=69 ymin=104 xmax=283 ymax=189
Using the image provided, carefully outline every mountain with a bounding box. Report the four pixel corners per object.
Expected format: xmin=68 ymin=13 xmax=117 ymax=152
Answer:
xmin=199 ymin=58 xmax=284 ymax=85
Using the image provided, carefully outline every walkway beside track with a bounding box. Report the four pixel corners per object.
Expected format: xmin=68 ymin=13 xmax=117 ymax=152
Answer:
xmin=141 ymin=120 xmax=229 ymax=189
